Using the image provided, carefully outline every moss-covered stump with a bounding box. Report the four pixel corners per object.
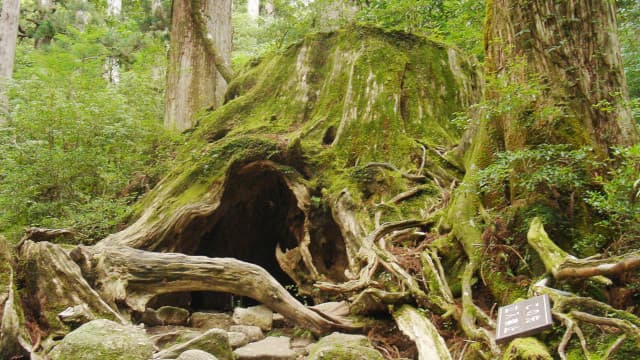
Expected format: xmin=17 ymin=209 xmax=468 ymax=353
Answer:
xmin=16 ymin=240 xmax=124 ymax=347
xmin=47 ymin=319 xmax=154 ymax=360
xmin=307 ymin=332 xmax=386 ymax=360
xmin=101 ymin=26 xmax=481 ymax=306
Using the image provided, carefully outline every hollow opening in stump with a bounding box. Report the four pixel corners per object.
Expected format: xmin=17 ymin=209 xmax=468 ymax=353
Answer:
xmin=191 ymin=163 xmax=302 ymax=310
xmin=147 ymin=161 xmax=350 ymax=311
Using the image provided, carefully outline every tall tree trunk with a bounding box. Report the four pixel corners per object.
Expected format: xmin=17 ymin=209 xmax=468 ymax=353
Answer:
xmin=107 ymin=0 xmax=122 ymax=17
xmin=442 ymin=1 xmax=640 ymax=354
xmin=164 ymin=0 xmax=232 ymax=131
xmin=0 ymin=0 xmax=20 ymax=124
xmin=484 ymin=0 xmax=638 ymax=154
xmin=105 ymin=0 xmax=122 ymax=84
xmin=247 ymin=0 xmax=259 ymax=20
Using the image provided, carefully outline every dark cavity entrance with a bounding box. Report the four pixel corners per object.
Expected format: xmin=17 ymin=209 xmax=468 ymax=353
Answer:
xmin=191 ymin=163 xmax=302 ymax=310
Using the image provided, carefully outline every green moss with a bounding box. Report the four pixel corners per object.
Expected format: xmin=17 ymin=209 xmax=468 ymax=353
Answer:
xmin=48 ymin=319 xmax=154 ymax=360
xmin=484 ymin=270 xmax=527 ymax=305
xmin=502 ymin=338 xmax=552 ymax=360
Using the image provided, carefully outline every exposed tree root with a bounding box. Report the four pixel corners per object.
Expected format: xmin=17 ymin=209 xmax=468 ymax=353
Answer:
xmin=393 ymin=305 xmax=453 ymax=360
xmin=532 ymin=279 xmax=640 ymax=359
xmin=527 ymin=217 xmax=640 ymax=281
xmin=73 ymin=244 xmax=357 ymax=336
xmin=364 ymin=162 xmax=429 ymax=183
xmin=315 ymin=218 xmax=428 ymax=294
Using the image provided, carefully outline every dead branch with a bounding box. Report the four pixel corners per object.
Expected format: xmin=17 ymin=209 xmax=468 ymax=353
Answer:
xmin=17 ymin=227 xmax=77 ymax=247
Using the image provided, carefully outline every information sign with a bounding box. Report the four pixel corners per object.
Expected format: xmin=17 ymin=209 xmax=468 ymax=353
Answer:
xmin=495 ymin=294 xmax=553 ymax=343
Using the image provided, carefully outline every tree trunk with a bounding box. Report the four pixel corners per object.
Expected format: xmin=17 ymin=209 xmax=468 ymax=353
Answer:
xmin=107 ymin=0 xmax=122 ymax=17
xmin=164 ymin=0 xmax=232 ymax=131
xmin=0 ymin=0 xmax=20 ymax=124
xmin=247 ymin=0 xmax=259 ymax=20
xmin=105 ymin=0 xmax=122 ymax=84
xmin=484 ymin=0 xmax=638 ymax=154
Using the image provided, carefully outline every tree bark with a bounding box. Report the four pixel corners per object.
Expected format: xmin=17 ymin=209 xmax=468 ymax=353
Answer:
xmin=484 ymin=0 xmax=639 ymax=153
xmin=0 ymin=0 xmax=20 ymax=123
xmin=164 ymin=0 xmax=232 ymax=131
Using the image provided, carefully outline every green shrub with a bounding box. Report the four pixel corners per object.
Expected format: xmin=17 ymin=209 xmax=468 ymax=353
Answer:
xmin=0 ymin=25 xmax=177 ymax=243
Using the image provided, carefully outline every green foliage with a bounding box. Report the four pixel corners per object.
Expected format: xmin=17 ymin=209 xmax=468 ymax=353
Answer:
xmin=478 ymin=145 xmax=597 ymax=195
xmin=619 ymin=0 xmax=640 ymax=100
xmin=357 ymin=0 xmax=485 ymax=58
xmin=231 ymin=0 xmax=352 ymax=67
xmin=585 ymin=145 xmax=640 ymax=252
xmin=0 ymin=24 xmax=176 ymax=242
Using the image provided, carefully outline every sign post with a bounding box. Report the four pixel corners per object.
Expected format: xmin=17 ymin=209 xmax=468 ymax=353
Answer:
xmin=495 ymin=294 xmax=553 ymax=343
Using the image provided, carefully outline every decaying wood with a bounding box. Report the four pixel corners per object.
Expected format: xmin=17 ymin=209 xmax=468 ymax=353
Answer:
xmin=18 ymin=241 xmax=125 ymax=325
xmin=74 ymin=245 xmax=357 ymax=336
xmin=0 ymin=269 xmax=31 ymax=359
xmin=393 ymin=305 xmax=452 ymax=360
xmin=17 ymin=227 xmax=77 ymax=246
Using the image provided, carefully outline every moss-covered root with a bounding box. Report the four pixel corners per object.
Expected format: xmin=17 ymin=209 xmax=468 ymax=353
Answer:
xmin=526 ymin=217 xmax=573 ymax=278
xmin=502 ymin=338 xmax=552 ymax=360
xmin=528 ymin=217 xmax=640 ymax=282
xmin=393 ymin=305 xmax=453 ymax=360
xmin=532 ymin=280 xmax=640 ymax=359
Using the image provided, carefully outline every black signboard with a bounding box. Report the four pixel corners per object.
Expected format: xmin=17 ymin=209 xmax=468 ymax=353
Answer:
xmin=495 ymin=294 xmax=553 ymax=343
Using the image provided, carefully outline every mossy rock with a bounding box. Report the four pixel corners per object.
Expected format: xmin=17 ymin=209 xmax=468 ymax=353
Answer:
xmin=307 ymin=332 xmax=385 ymax=360
xmin=48 ymin=319 xmax=154 ymax=360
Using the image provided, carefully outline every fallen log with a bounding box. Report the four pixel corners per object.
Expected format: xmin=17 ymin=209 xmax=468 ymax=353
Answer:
xmin=73 ymin=244 xmax=357 ymax=336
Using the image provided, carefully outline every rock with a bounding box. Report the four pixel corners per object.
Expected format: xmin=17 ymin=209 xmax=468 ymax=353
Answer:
xmin=177 ymin=349 xmax=219 ymax=360
xmin=57 ymin=304 xmax=95 ymax=327
xmin=307 ymin=332 xmax=385 ymax=360
xmin=153 ymin=328 xmax=234 ymax=360
xmin=232 ymin=305 xmax=273 ymax=331
xmin=143 ymin=306 xmax=190 ymax=326
xmin=191 ymin=312 xmax=233 ymax=330
xmin=48 ymin=319 xmax=154 ymax=360
xmin=228 ymin=331 xmax=249 ymax=348
xmin=290 ymin=337 xmax=313 ymax=357
xmin=234 ymin=336 xmax=296 ymax=360
xmin=147 ymin=326 xmax=203 ymax=349
xmin=271 ymin=313 xmax=289 ymax=328
xmin=141 ymin=307 xmax=163 ymax=327
xmin=157 ymin=306 xmax=190 ymax=326
xmin=228 ymin=325 xmax=265 ymax=342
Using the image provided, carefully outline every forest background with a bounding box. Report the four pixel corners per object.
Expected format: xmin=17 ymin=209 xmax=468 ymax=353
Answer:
xmin=0 ymin=0 xmax=638 ymax=250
